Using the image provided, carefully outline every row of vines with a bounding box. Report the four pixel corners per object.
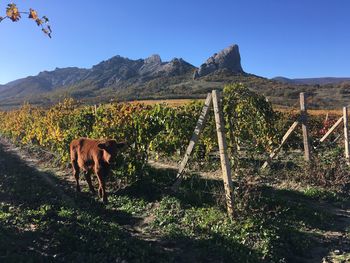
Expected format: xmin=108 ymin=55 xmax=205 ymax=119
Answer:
xmin=0 ymin=84 xmax=334 ymax=183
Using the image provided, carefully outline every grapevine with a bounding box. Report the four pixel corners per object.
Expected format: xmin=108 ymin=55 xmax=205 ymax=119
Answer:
xmin=0 ymin=85 xmax=297 ymax=184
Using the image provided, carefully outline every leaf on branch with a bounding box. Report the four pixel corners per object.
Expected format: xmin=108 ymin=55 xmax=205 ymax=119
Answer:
xmin=2 ymin=4 xmax=52 ymax=38
xmin=40 ymin=16 xmax=52 ymax=38
xmin=35 ymin=18 xmax=43 ymax=26
xmin=42 ymin=28 xmax=51 ymax=38
xmin=6 ymin=3 xmax=21 ymax=22
xmin=42 ymin=16 xmax=49 ymax=23
xmin=28 ymin=8 xmax=38 ymax=20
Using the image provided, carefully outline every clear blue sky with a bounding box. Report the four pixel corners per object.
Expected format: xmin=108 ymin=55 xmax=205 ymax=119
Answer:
xmin=0 ymin=0 xmax=349 ymax=84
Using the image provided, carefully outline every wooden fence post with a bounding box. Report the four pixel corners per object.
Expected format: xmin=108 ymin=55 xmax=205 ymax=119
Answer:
xmin=300 ymin=93 xmax=311 ymax=161
xmin=343 ymin=107 xmax=350 ymax=164
xmin=212 ymin=90 xmax=234 ymax=217
xmin=319 ymin=116 xmax=343 ymax=143
xmin=171 ymin=93 xmax=213 ymax=191
xmin=261 ymin=119 xmax=300 ymax=169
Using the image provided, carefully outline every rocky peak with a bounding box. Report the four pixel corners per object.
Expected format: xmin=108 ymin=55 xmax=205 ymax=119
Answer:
xmin=144 ymin=54 xmax=162 ymax=64
xmin=193 ymin=44 xmax=244 ymax=79
xmin=139 ymin=55 xmax=162 ymax=76
xmin=36 ymin=67 xmax=89 ymax=87
xmin=161 ymin=58 xmax=195 ymax=76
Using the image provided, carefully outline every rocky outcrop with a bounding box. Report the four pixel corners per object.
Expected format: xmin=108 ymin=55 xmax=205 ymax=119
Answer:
xmin=85 ymin=54 xmax=196 ymax=86
xmin=37 ymin=67 xmax=89 ymax=87
xmin=139 ymin=55 xmax=195 ymax=77
xmin=193 ymin=44 xmax=244 ymax=79
xmin=159 ymin=58 xmax=195 ymax=77
xmin=139 ymin=54 xmax=162 ymax=76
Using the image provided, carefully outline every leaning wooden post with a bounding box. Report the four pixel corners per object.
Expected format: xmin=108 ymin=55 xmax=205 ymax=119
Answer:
xmin=171 ymin=93 xmax=213 ymax=191
xmin=300 ymin=93 xmax=311 ymax=161
xmin=319 ymin=116 xmax=343 ymax=143
xmin=261 ymin=119 xmax=300 ymax=169
xmin=343 ymin=107 xmax=350 ymax=164
xmin=212 ymin=90 xmax=234 ymax=217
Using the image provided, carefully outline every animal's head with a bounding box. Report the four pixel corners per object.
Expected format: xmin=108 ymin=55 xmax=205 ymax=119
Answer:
xmin=98 ymin=140 xmax=127 ymax=164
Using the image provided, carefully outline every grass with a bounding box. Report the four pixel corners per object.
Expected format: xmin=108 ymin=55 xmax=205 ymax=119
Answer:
xmin=1 ymin=142 xmax=350 ymax=262
xmin=328 ymin=252 xmax=350 ymax=262
xmin=302 ymin=187 xmax=344 ymax=202
xmin=0 ymin=145 xmax=169 ymax=262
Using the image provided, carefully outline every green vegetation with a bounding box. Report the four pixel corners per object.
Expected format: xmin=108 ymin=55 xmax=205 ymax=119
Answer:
xmin=1 ymin=144 xmax=348 ymax=262
xmin=0 ymin=83 xmax=349 ymax=262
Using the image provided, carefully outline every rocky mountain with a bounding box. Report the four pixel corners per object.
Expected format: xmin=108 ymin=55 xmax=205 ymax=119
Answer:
xmin=0 ymin=44 xmax=245 ymax=105
xmin=0 ymin=54 xmax=196 ymax=104
xmin=83 ymin=54 xmax=195 ymax=88
xmin=193 ymin=44 xmax=244 ymax=79
xmin=0 ymin=85 xmax=6 ymax=93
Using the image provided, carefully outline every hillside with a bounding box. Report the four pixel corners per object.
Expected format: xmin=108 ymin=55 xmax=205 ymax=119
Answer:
xmin=0 ymin=54 xmax=197 ymax=108
xmin=1 ymin=44 xmax=350 ymax=109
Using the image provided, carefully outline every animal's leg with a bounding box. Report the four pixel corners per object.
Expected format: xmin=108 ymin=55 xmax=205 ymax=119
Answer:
xmin=72 ymin=161 xmax=81 ymax=192
xmin=96 ymin=169 xmax=108 ymax=204
xmin=84 ymin=171 xmax=95 ymax=194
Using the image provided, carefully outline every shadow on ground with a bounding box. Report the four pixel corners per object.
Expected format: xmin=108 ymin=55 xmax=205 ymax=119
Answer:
xmin=116 ymin=163 xmax=350 ymax=262
xmin=0 ymin=144 xmax=263 ymax=262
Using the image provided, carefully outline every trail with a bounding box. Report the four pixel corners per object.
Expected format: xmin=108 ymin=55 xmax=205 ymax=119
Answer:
xmin=0 ymin=138 xmax=77 ymax=208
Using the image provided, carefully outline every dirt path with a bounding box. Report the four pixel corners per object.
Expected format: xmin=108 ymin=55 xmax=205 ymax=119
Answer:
xmin=0 ymin=138 xmax=78 ymax=208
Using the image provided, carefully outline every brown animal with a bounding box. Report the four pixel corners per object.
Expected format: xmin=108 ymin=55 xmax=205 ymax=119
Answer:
xmin=70 ymin=138 xmax=126 ymax=204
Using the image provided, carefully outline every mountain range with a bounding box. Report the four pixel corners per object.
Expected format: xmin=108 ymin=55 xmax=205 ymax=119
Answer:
xmin=272 ymin=77 xmax=350 ymax=85
xmin=1 ymin=44 xmax=350 ymax=109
